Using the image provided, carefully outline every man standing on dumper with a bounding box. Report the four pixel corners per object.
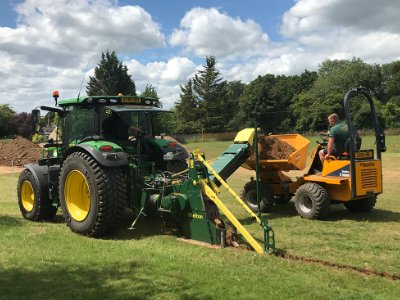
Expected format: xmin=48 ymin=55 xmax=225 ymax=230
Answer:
xmin=319 ymin=113 xmax=350 ymax=164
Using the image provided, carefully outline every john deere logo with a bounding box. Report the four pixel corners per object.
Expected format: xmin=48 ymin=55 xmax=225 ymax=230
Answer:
xmin=121 ymin=97 xmax=141 ymax=103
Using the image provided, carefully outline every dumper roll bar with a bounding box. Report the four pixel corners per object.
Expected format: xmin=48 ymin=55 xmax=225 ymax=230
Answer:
xmin=343 ymin=87 xmax=386 ymax=198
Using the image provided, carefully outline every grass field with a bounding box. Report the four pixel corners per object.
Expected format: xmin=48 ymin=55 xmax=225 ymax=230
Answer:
xmin=1 ymin=135 xmax=400 ymax=299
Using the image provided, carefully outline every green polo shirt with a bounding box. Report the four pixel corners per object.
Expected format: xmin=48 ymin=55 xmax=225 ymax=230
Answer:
xmin=329 ymin=121 xmax=349 ymax=151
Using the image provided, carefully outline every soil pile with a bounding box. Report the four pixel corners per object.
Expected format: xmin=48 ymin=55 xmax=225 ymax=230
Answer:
xmin=257 ymin=135 xmax=296 ymax=160
xmin=0 ymin=136 xmax=42 ymax=166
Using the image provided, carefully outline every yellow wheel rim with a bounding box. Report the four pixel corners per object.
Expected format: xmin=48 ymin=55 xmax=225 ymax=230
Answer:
xmin=21 ymin=180 xmax=34 ymax=212
xmin=64 ymin=170 xmax=90 ymax=221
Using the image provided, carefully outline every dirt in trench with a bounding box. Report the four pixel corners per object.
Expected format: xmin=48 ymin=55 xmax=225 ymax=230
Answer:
xmin=0 ymin=136 xmax=42 ymax=167
xmin=254 ymin=135 xmax=296 ymax=160
xmin=275 ymin=252 xmax=400 ymax=281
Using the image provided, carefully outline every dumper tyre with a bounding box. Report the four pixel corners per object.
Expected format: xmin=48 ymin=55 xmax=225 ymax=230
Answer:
xmin=17 ymin=169 xmax=57 ymax=221
xmin=59 ymin=152 xmax=126 ymax=237
xmin=295 ymin=183 xmax=329 ymax=219
xmin=241 ymin=181 xmax=273 ymax=213
xmin=343 ymin=195 xmax=376 ymax=213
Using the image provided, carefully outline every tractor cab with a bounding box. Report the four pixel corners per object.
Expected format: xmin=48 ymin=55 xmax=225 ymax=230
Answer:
xmin=34 ymin=93 xmax=188 ymax=173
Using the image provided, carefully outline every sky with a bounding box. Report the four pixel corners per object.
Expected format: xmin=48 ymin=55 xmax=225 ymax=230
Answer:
xmin=1 ymin=0 xmax=400 ymax=112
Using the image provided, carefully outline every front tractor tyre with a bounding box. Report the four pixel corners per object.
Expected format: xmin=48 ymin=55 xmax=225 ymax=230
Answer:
xmin=295 ymin=183 xmax=330 ymax=219
xmin=17 ymin=169 xmax=57 ymax=221
xmin=240 ymin=181 xmax=274 ymax=213
xmin=59 ymin=152 xmax=126 ymax=237
xmin=343 ymin=195 xmax=377 ymax=213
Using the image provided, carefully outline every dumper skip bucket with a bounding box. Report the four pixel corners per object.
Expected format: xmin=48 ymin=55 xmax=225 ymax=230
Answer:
xmin=244 ymin=134 xmax=310 ymax=172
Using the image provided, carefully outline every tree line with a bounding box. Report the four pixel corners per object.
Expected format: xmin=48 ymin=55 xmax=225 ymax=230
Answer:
xmin=82 ymin=51 xmax=400 ymax=134
xmin=1 ymin=51 xmax=400 ymax=139
xmin=171 ymin=56 xmax=400 ymax=134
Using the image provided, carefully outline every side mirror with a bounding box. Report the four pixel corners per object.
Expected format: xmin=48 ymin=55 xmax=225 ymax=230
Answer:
xmin=32 ymin=109 xmax=40 ymax=133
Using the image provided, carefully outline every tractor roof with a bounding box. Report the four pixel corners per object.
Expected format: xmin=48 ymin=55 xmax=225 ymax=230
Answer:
xmin=107 ymin=105 xmax=170 ymax=112
xmin=57 ymin=95 xmax=159 ymax=108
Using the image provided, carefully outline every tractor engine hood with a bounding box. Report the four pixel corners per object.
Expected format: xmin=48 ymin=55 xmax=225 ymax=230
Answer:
xmin=148 ymin=138 xmax=188 ymax=161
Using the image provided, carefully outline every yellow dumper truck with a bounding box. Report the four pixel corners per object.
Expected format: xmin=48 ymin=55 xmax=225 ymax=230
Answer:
xmin=213 ymin=88 xmax=386 ymax=219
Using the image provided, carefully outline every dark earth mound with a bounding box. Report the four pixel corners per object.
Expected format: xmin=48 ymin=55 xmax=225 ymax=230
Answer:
xmin=257 ymin=135 xmax=296 ymax=160
xmin=0 ymin=136 xmax=42 ymax=167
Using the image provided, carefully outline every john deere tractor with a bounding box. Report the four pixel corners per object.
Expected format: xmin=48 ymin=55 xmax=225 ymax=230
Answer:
xmin=17 ymin=92 xmax=189 ymax=235
xmin=17 ymin=92 xmax=275 ymax=253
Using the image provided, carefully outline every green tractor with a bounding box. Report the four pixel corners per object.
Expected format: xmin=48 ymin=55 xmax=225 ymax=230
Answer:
xmin=18 ymin=92 xmax=189 ymax=236
xmin=17 ymin=92 xmax=275 ymax=253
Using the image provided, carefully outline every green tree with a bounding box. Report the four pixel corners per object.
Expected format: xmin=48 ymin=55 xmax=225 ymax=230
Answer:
xmin=223 ymin=80 xmax=246 ymax=131
xmin=174 ymin=79 xmax=201 ymax=134
xmin=237 ymin=72 xmax=315 ymax=133
xmin=237 ymin=75 xmax=285 ymax=133
xmin=86 ymin=51 xmax=136 ymax=96
xmin=0 ymin=104 xmax=16 ymax=138
xmin=292 ymin=58 xmax=382 ymax=131
xmin=193 ymin=56 xmax=226 ymax=132
xmin=382 ymin=96 xmax=400 ymax=128
xmin=7 ymin=112 xmax=33 ymax=138
xmin=140 ymin=84 xmax=161 ymax=107
xmin=381 ymin=61 xmax=400 ymax=103
xmin=138 ymin=84 xmax=170 ymax=134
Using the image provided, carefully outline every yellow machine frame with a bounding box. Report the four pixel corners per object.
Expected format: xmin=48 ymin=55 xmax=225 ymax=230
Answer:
xmin=304 ymin=149 xmax=383 ymax=202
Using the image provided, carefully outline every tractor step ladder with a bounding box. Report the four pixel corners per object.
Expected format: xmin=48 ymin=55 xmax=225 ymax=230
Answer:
xmin=195 ymin=152 xmax=275 ymax=254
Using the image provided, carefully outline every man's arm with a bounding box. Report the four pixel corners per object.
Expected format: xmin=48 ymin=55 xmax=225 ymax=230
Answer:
xmin=128 ymin=125 xmax=144 ymax=136
xmin=325 ymin=137 xmax=335 ymax=158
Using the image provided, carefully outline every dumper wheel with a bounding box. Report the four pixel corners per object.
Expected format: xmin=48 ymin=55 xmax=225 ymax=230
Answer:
xmin=343 ymin=195 xmax=376 ymax=213
xmin=59 ymin=152 xmax=126 ymax=237
xmin=295 ymin=183 xmax=329 ymax=219
xmin=17 ymin=169 xmax=57 ymax=221
xmin=241 ymin=181 xmax=273 ymax=213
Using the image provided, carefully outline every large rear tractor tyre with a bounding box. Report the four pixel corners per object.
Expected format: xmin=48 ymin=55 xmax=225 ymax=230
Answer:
xmin=17 ymin=169 xmax=57 ymax=221
xmin=240 ymin=181 xmax=274 ymax=213
xmin=59 ymin=152 xmax=126 ymax=237
xmin=295 ymin=183 xmax=329 ymax=219
xmin=343 ymin=195 xmax=377 ymax=213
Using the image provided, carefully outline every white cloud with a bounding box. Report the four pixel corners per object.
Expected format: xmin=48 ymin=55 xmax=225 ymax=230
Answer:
xmin=278 ymin=0 xmax=400 ymax=68
xmin=0 ymin=0 xmax=166 ymax=111
xmin=170 ymin=7 xmax=269 ymax=60
xmin=126 ymin=57 xmax=196 ymax=84
xmin=215 ymin=0 xmax=400 ymax=83
xmin=125 ymin=57 xmax=198 ymax=108
xmin=2 ymin=0 xmax=165 ymax=67
xmin=167 ymin=2 xmax=400 ymax=86
xmin=282 ymin=0 xmax=400 ymax=37
xmin=2 ymin=0 xmax=400 ymax=113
